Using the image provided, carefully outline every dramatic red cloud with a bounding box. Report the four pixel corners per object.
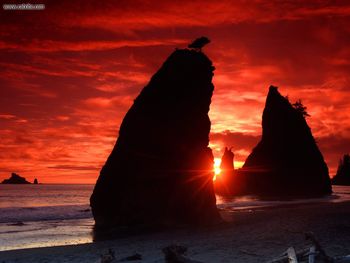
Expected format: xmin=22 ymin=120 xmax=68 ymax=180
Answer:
xmin=1 ymin=0 xmax=350 ymax=183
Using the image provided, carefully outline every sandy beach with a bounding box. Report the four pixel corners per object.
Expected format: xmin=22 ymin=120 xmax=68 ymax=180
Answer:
xmin=1 ymin=200 xmax=350 ymax=263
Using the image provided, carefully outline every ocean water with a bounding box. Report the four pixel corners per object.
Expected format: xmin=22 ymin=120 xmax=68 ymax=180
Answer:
xmin=0 ymin=184 xmax=350 ymax=251
xmin=216 ymin=185 xmax=350 ymax=210
xmin=0 ymin=184 xmax=94 ymax=251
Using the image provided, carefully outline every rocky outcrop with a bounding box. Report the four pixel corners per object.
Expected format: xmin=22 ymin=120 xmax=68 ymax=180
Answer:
xmin=332 ymin=154 xmax=350 ymax=185
xmin=34 ymin=178 xmax=38 ymax=184
xmin=214 ymin=147 xmax=235 ymax=195
xmin=240 ymin=86 xmax=332 ymax=196
xmin=2 ymin=173 xmax=31 ymax=184
xmin=220 ymin=147 xmax=235 ymax=172
xmin=90 ymin=49 xmax=220 ymax=228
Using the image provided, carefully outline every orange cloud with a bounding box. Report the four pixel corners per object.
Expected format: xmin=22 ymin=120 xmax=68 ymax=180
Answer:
xmin=1 ymin=0 xmax=350 ymax=183
xmin=0 ymin=39 xmax=187 ymax=52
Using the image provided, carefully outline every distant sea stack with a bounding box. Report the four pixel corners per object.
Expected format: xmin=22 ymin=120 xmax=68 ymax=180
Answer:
xmin=214 ymin=147 xmax=235 ymax=195
xmin=241 ymin=86 xmax=332 ymax=196
xmin=332 ymin=154 xmax=350 ymax=185
xmin=90 ymin=49 xmax=220 ymax=228
xmin=2 ymin=173 xmax=31 ymax=184
xmin=34 ymin=178 xmax=38 ymax=184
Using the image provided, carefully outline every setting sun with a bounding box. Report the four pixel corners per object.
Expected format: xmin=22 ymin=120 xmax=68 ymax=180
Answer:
xmin=213 ymin=158 xmax=222 ymax=181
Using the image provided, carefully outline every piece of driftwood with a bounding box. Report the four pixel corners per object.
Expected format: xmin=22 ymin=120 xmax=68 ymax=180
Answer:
xmin=118 ymin=253 xmax=142 ymax=261
xmin=162 ymin=245 xmax=204 ymax=263
xmin=268 ymin=248 xmax=311 ymax=263
xmin=308 ymin=246 xmax=316 ymax=263
xmin=239 ymin=248 xmax=262 ymax=257
xmin=269 ymin=232 xmax=350 ymax=263
xmin=305 ymin=232 xmax=333 ymax=263
xmin=304 ymin=233 xmax=350 ymax=263
xmin=287 ymin=247 xmax=298 ymax=263
xmin=99 ymin=249 xmax=142 ymax=263
xmin=100 ymin=249 xmax=115 ymax=263
xmin=334 ymin=255 xmax=350 ymax=263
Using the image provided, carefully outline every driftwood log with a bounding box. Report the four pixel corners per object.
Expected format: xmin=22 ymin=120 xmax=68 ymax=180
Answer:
xmin=308 ymin=246 xmax=316 ymax=263
xmin=287 ymin=247 xmax=298 ymax=263
xmin=119 ymin=253 xmax=142 ymax=261
xmin=162 ymin=245 xmax=204 ymax=263
xmin=268 ymin=232 xmax=350 ymax=263
xmin=334 ymin=256 xmax=350 ymax=263
xmin=99 ymin=236 xmax=349 ymax=263
xmin=305 ymin=232 xmax=333 ymax=263
xmin=100 ymin=249 xmax=115 ymax=263
xmin=99 ymin=249 xmax=142 ymax=263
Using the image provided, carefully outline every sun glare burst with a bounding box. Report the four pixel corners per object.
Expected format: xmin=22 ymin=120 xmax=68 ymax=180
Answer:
xmin=213 ymin=158 xmax=221 ymax=181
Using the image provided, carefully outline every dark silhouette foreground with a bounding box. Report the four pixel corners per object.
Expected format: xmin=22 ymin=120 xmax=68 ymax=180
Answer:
xmin=332 ymin=154 xmax=350 ymax=185
xmin=90 ymin=49 xmax=220 ymax=228
xmin=225 ymin=86 xmax=332 ymax=197
xmin=1 ymin=173 xmax=31 ymax=184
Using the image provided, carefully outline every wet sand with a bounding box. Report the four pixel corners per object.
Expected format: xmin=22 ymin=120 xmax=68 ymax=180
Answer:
xmin=1 ymin=201 xmax=350 ymax=263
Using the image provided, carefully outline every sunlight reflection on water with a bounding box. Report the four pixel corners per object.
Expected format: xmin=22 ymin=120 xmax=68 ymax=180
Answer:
xmin=216 ymin=185 xmax=350 ymax=211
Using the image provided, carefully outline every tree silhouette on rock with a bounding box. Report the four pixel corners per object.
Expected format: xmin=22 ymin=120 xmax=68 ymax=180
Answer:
xmin=292 ymin=99 xmax=310 ymax=118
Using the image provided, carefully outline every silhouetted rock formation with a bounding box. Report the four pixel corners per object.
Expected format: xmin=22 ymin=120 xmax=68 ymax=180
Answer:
xmin=2 ymin=173 xmax=31 ymax=184
xmin=214 ymin=147 xmax=235 ymax=194
xmin=221 ymin=147 xmax=235 ymax=172
xmin=332 ymin=154 xmax=350 ymax=185
xmin=34 ymin=178 xmax=38 ymax=184
xmin=90 ymin=49 xmax=220 ymax=228
xmin=240 ymin=86 xmax=332 ymax=196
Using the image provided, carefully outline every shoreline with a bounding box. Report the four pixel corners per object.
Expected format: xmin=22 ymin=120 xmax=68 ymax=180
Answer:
xmin=1 ymin=201 xmax=350 ymax=262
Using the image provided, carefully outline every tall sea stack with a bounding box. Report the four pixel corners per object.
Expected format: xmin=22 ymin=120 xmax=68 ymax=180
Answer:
xmin=242 ymin=86 xmax=332 ymax=196
xmin=90 ymin=49 xmax=220 ymax=228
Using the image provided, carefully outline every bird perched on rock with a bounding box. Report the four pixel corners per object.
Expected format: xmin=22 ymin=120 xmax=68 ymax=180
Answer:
xmin=188 ymin=36 xmax=210 ymax=52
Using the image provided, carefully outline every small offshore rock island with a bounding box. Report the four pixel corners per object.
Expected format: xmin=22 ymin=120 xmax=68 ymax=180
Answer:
xmin=1 ymin=173 xmax=31 ymax=184
xmin=90 ymin=48 xmax=220 ymax=228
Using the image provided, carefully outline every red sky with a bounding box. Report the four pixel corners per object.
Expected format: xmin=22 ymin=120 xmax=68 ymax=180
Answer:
xmin=1 ymin=0 xmax=350 ymax=183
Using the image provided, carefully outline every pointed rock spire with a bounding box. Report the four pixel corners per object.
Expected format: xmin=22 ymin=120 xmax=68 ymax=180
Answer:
xmin=241 ymin=86 xmax=332 ymax=196
xmin=90 ymin=49 xmax=220 ymax=228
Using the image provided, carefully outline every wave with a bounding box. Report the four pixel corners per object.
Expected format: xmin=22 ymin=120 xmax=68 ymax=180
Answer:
xmin=0 ymin=204 xmax=92 ymax=224
xmin=1 ymin=186 xmax=349 ymax=224
xmin=216 ymin=192 xmax=350 ymax=211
